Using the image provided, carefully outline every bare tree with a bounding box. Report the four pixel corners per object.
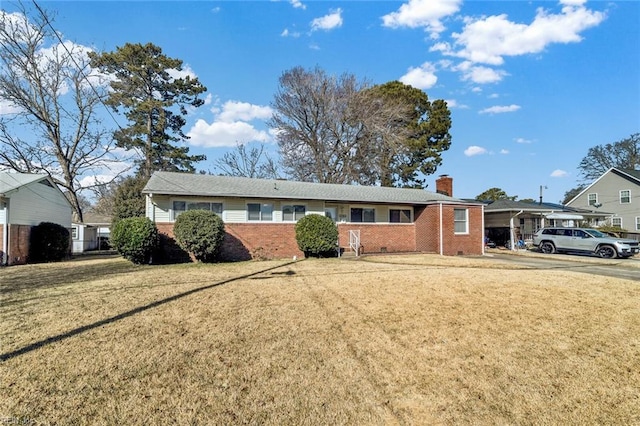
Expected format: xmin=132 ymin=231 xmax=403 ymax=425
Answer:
xmin=214 ymin=143 xmax=279 ymax=179
xmin=578 ymin=133 xmax=639 ymax=182
xmin=269 ymin=66 xmax=443 ymax=187
xmin=0 ymin=4 xmax=125 ymax=221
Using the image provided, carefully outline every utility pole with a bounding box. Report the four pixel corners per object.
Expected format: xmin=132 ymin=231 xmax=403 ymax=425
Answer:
xmin=539 ymin=185 xmax=547 ymax=204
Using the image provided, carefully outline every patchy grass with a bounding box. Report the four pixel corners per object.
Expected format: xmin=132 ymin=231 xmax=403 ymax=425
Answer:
xmin=1 ymin=255 xmax=639 ymax=425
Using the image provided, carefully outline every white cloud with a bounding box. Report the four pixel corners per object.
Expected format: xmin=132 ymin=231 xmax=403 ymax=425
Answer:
xmin=0 ymin=100 xmax=21 ymax=115
xmin=187 ymin=100 xmax=273 ymax=148
xmin=167 ymin=65 xmax=198 ymax=81
xmin=217 ymin=101 xmax=273 ymax=122
xmin=464 ymin=145 xmax=488 ymax=156
xmin=488 ymin=93 xmax=500 ymax=99
xmin=514 ymin=137 xmax=532 ymax=144
xmin=455 ymin=61 xmax=508 ymax=84
xmin=290 ymin=0 xmax=306 ymax=9
xmin=479 ymin=104 xmax=521 ymax=114
xmin=281 ymin=28 xmax=301 ymax=38
xmin=311 ymin=9 xmax=343 ymax=32
xmin=381 ymin=0 xmax=461 ymax=39
xmin=551 ymin=169 xmax=569 ymax=177
xmin=500 ymin=149 xmax=509 ymax=154
xmin=399 ymin=62 xmax=438 ymax=89
xmin=445 ymin=2 xmax=606 ymax=66
xmin=444 ymin=99 xmax=468 ymax=109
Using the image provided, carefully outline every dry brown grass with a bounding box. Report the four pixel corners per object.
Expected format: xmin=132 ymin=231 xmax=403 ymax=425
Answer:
xmin=1 ymin=254 xmax=639 ymax=425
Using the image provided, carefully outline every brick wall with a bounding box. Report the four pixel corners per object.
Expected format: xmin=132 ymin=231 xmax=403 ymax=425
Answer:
xmin=7 ymin=224 xmax=32 ymax=265
xmin=337 ymin=223 xmax=416 ymax=254
xmin=414 ymin=204 xmax=483 ymax=255
xmin=156 ymin=222 xmax=304 ymax=262
xmin=155 ymin=204 xmax=483 ymax=262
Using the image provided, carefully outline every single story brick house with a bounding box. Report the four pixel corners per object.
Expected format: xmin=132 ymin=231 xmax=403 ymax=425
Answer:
xmin=1 ymin=173 xmax=73 ymax=265
xmin=142 ymin=172 xmax=485 ymax=261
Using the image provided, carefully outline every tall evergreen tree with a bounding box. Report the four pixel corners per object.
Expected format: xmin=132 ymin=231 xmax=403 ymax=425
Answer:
xmin=89 ymin=43 xmax=207 ymax=178
xmin=365 ymin=81 xmax=452 ymax=188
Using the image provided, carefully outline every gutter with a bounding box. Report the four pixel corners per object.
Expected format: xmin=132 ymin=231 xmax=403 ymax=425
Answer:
xmin=2 ymin=198 xmax=8 ymax=266
xmin=439 ymin=202 xmax=444 ymax=256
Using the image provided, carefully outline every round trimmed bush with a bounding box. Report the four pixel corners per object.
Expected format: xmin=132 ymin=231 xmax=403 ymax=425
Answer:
xmin=29 ymin=222 xmax=70 ymax=263
xmin=111 ymin=217 xmax=158 ymax=264
xmin=295 ymin=214 xmax=339 ymax=257
xmin=173 ymin=210 xmax=225 ymax=262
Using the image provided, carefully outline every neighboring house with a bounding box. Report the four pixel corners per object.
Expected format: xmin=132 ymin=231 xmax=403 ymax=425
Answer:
xmin=566 ymin=168 xmax=640 ymax=239
xmin=0 ymin=173 xmax=73 ymax=265
xmin=483 ymin=199 xmax=610 ymax=247
xmin=71 ymin=213 xmax=112 ymax=253
xmin=142 ymin=172 xmax=485 ymax=261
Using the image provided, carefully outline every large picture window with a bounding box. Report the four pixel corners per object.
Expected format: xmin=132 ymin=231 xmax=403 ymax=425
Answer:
xmin=248 ymin=203 xmax=273 ymax=221
xmin=350 ymin=207 xmax=375 ymax=223
xmin=283 ymin=205 xmax=306 ymax=221
xmin=389 ymin=209 xmax=412 ymax=223
xmin=173 ymin=201 xmax=222 ymax=219
xmin=454 ymin=208 xmax=468 ymax=234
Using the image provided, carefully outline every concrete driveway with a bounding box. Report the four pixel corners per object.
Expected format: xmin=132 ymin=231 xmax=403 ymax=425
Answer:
xmin=485 ymin=249 xmax=640 ymax=282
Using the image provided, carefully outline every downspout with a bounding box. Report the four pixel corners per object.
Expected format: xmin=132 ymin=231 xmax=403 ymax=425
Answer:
xmin=2 ymin=197 xmax=8 ymax=266
xmin=509 ymin=210 xmax=524 ymax=251
xmin=481 ymin=203 xmax=486 ymax=255
xmin=439 ymin=202 xmax=444 ymax=256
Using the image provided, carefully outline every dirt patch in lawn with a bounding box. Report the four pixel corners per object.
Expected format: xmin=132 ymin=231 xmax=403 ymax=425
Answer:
xmin=1 ymin=255 xmax=638 ymax=425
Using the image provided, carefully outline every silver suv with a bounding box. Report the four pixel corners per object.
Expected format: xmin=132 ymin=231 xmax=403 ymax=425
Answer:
xmin=532 ymin=227 xmax=639 ymax=259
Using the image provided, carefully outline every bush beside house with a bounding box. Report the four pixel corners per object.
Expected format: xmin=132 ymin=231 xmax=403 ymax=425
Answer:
xmin=111 ymin=217 xmax=158 ymax=264
xmin=173 ymin=210 xmax=225 ymax=262
xmin=28 ymin=222 xmax=70 ymax=263
xmin=295 ymin=214 xmax=339 ymax=257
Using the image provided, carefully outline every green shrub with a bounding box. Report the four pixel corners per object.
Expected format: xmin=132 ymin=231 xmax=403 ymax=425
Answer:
xmin=295 ymin=214 xmax=339 ymax=257
xmin=111 ymin=217 xmax=158 ymax=264
xmin=173 ymin=210 xmax=225 ymax=262
xmin=29 ymin=222 xmax=70 ymax=263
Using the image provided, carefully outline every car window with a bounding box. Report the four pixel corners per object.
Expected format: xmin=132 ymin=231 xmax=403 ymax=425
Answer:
xmin=585 ymin=229 xmax=606 ymax=238
xmin=573 ymin=230 xmax=589 ymax=238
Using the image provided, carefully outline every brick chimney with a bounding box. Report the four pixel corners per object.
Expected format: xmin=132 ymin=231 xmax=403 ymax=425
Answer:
xmin=435 ymin=174 xmax=453 ymax=197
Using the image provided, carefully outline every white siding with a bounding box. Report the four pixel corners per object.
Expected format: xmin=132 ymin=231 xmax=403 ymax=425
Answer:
xmin=8 ymin=181 xmax=71 ymax=227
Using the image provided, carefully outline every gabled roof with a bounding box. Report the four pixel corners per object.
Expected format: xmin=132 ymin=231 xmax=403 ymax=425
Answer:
xmin=143 ymin=171 xmax=477 ymax=206
xmin=0 ymin=172 xmax=51 ymax=195
xmin=566 ymin=167 xmax=640 ymax=205
xmin=483 ymin=199 xmax=609 ymax=216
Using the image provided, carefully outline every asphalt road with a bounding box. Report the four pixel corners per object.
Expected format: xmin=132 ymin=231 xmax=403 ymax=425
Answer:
xmin=487 ymin=251 xmax=640 ymax=282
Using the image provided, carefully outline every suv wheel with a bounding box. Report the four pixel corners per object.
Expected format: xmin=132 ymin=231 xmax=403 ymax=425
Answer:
xmin=540 ymin=241 xmax=555 ymax=254
xmin=597 ymin=245 xmax=617 ymax=259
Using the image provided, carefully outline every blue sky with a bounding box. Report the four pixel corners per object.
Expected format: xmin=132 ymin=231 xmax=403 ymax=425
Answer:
xmin=3 ymin=0 xmax=639 ymax=203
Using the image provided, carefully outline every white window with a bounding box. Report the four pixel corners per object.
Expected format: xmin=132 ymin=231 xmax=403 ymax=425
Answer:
xmin=620 ymin=190 xmax=631 ymax=204
xmin=389 ymin=209 xmax=412 ymax=223
xmin=282 ymin=205 xmax=306 ymax=221
xmin=636 ymin=217 xmax=640 ymax=231
xmin=612 ymin=217 xmax=622 ymax=227
xmin=350 ymin=207 xmax=375 ymax=223
xmin=248 ymin=203 xmax=273 ymax=221
xmin=454 ymin=208 xmax=468 ymax=234
xmin=71 ymin=226 xmax=78 ymax=240
xmin=173 ymin=201 xmax=222 ymax=219
xmin=588 ymin=193 xmax=598 ymax=206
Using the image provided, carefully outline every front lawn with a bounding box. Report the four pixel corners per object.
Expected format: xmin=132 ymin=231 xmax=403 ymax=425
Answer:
xmin=1 ymin=255 xmax=638 ymax=424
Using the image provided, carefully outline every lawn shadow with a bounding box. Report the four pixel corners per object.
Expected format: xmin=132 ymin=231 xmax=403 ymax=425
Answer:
xmin=0 ymin=260 xmax=299 ymax=362
xmin=0 ymin=257 xmax=139 ymax=294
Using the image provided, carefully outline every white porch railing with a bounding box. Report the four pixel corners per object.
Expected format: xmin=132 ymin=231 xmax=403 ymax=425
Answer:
xmin=349 ymin=230 xmax=361 ymax=256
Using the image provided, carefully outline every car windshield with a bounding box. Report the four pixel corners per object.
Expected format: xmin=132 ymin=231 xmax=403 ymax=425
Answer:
xmin=585 ymin=229 xmax=607 ymax=238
